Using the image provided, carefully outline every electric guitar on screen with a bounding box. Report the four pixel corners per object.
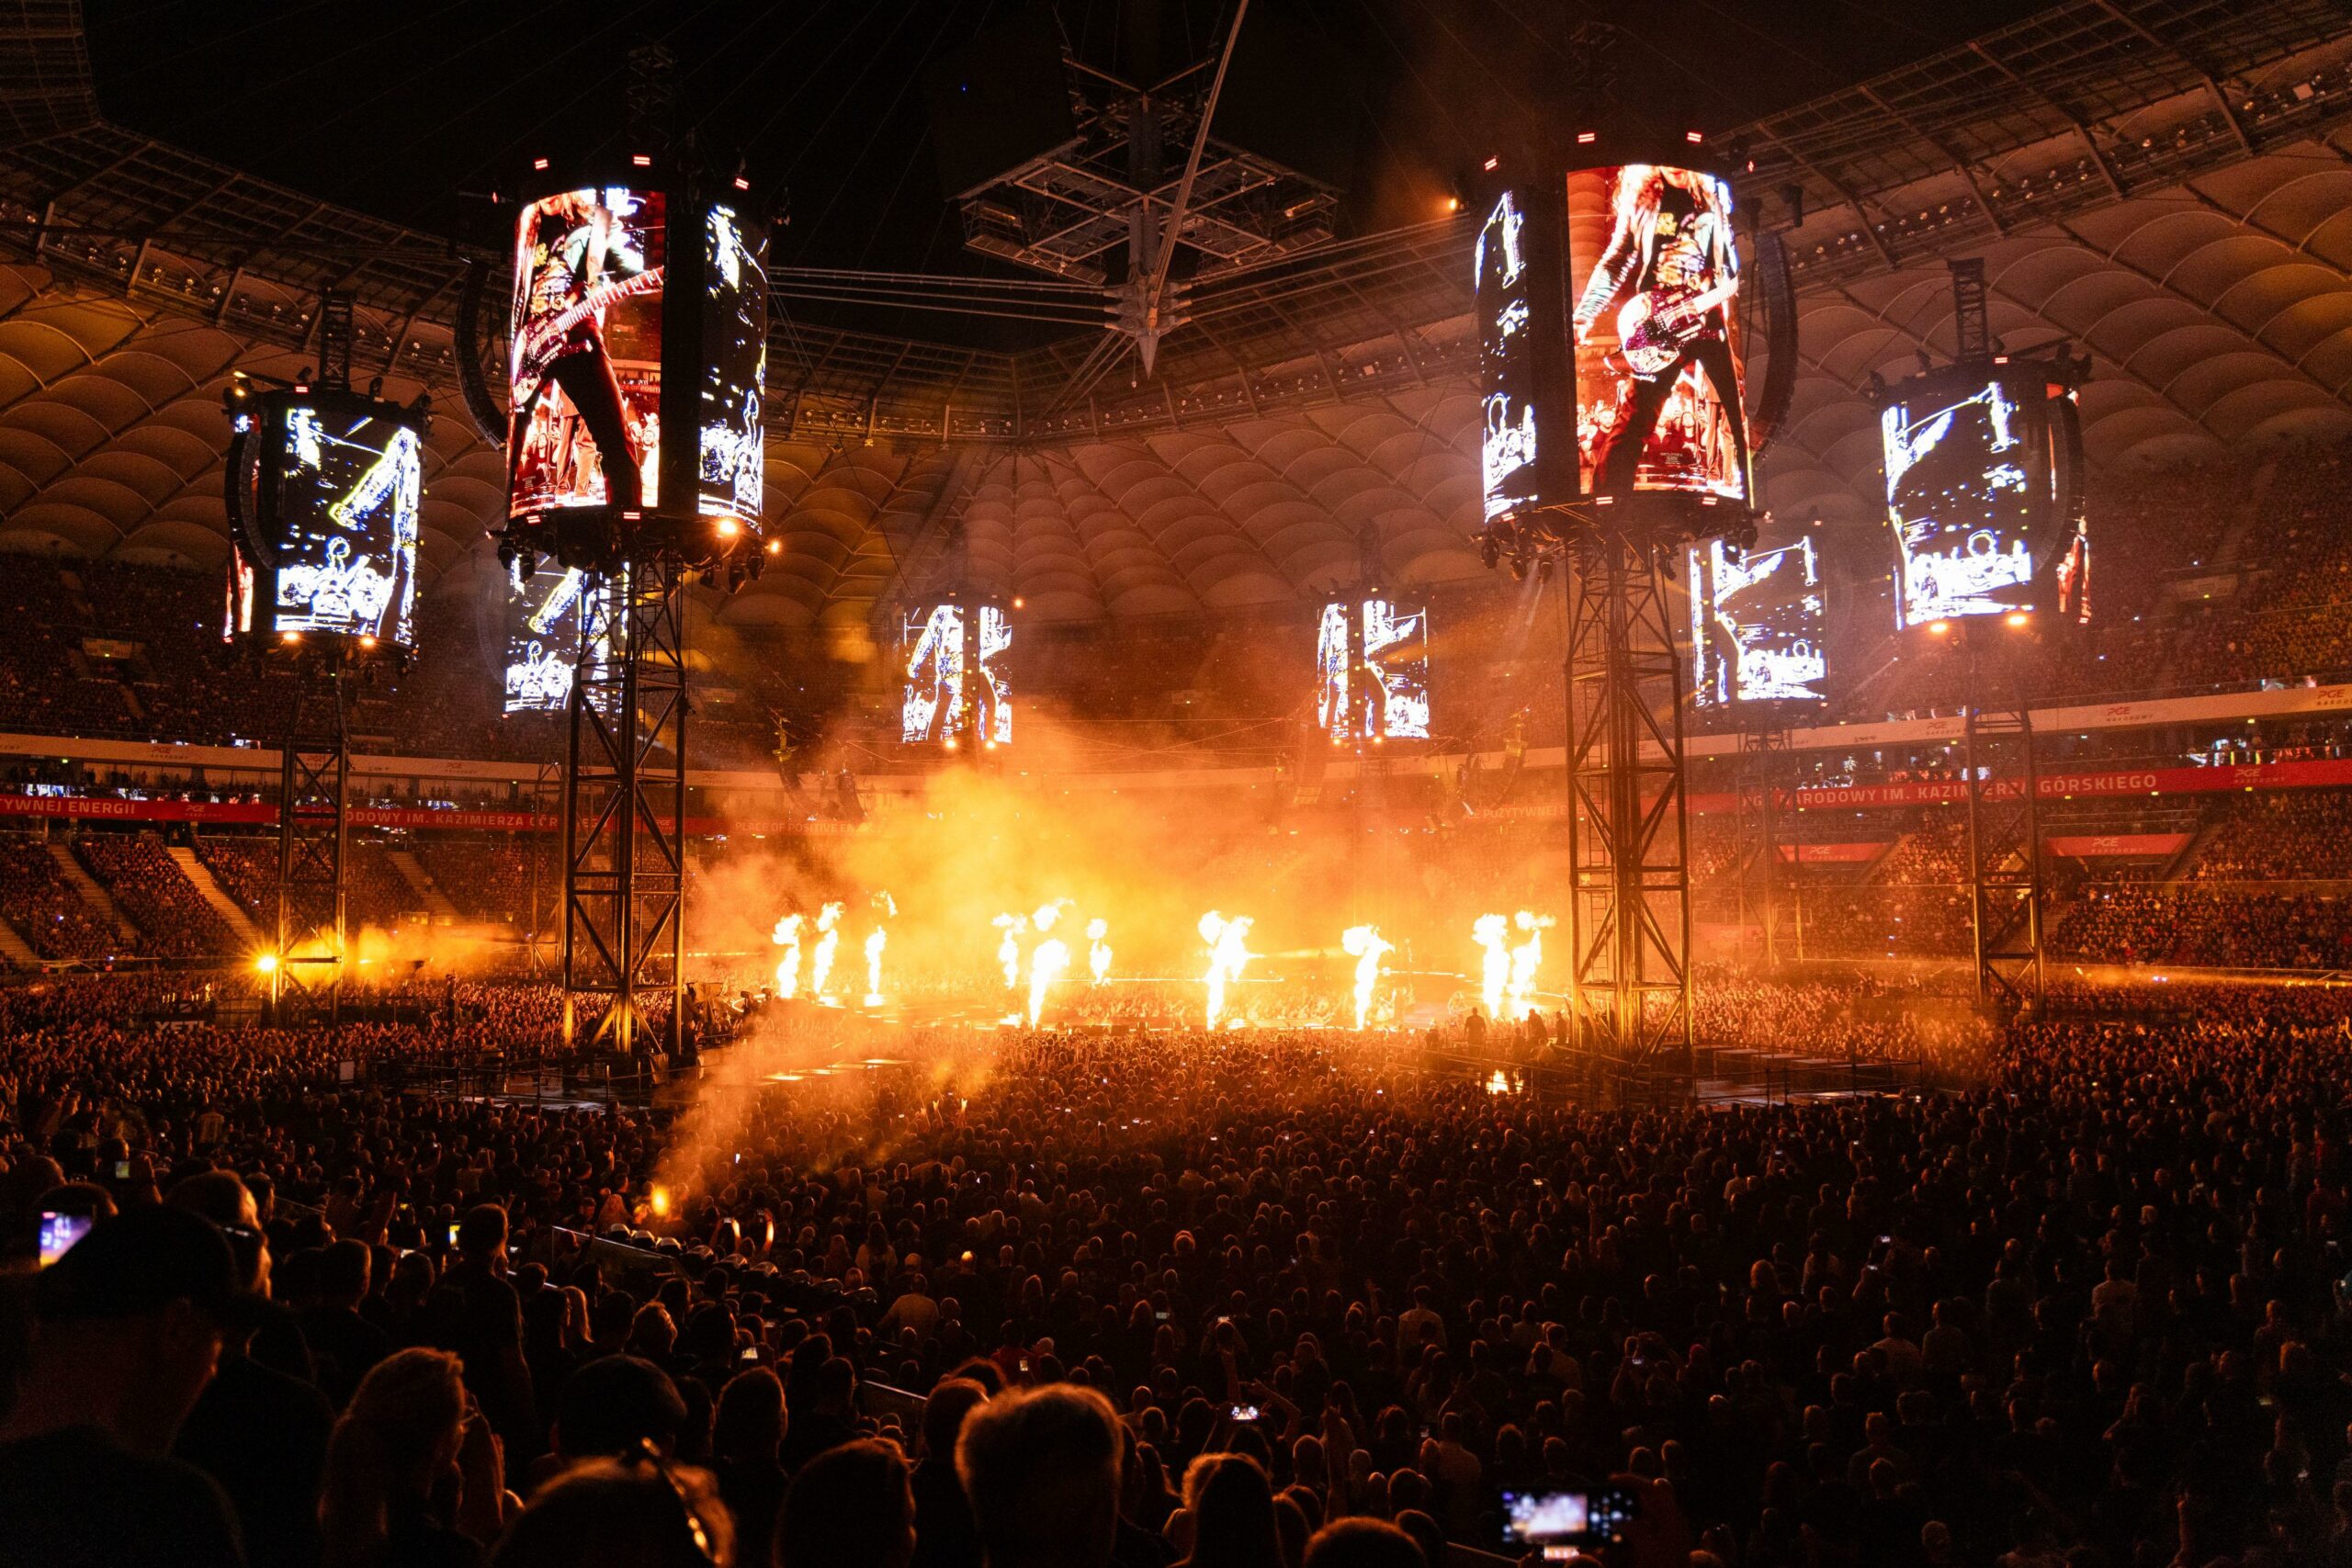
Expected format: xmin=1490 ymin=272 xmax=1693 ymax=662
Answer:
xmin=511 ymin=267 xmax=664 ymax=400
xmin=1614 ymin=276 xmax=1739 ymax=378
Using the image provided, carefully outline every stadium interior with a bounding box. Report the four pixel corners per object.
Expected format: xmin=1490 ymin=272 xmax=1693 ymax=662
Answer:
xmin=4 ymin=3 xmax=2352 ymax=1567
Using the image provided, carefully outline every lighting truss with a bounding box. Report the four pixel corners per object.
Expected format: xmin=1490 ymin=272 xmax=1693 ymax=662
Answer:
xmin=561 ymin=557 xmax=687 ymax=1057
xmin=951 ymin=63 xmax=1335 ymax=285
xmin=276 ymin=662 xmax=347 ymax=1008
xmin=1963 ymin=700 xmax=2046 ymax=1012
xmin=1565 ymin=530 xmax=1695 ymax=1091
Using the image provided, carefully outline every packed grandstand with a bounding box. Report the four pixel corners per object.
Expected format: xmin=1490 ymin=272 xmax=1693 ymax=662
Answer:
xmin=8 ymin=5 xmax=2352 ymax=1568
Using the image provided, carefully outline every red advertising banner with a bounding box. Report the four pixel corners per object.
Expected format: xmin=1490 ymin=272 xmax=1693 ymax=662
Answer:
xmin=1774 ymin=841 xmax=1890 ymax=863
xmin=1680 ymin=757 xmax=2352 ymax=818
xmin=0 ymin=793 xmax=849 ymax=839
xmin=2044 ymin=833 xmax=2191 ymax=858
xmin=1786 ymin=758 xmax=2352 ymax=810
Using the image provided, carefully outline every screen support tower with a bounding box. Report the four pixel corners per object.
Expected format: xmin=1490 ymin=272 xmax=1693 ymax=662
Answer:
xmin=274 ymin=659 xmax=349 ymax=1018
xmin=1962 ymin=693 xmax=2046 ymax=1014
xmin=560 ymin=557 xmax=688 ymax=1060
xmin=1564 ymin=527 xmax=1695 ymax=1100
xmin=1734 ymin=727 xmax=1792 ymax=973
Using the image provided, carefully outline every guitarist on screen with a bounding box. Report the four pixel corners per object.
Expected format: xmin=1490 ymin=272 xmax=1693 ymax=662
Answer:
xmin=510 ymin=189 xmax=662 ymax=510
xmin=1572 ymin=164 xmax=1749 ymax=501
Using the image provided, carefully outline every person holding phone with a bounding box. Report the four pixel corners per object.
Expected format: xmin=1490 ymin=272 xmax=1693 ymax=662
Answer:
xmin=0 ymin=1205 xmax=251 ymax=1568
xmin=433 ymin=1204 xmax=543 ymax=1471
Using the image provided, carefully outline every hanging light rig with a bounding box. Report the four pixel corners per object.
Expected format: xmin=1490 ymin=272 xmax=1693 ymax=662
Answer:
xmin=460 ymin=142 xmax=774 ymax=1056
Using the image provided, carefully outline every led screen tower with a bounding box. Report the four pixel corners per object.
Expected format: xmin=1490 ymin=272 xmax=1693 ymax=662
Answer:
xmin=503 ymin=563 xmax=618 ymax=716
xmin=470 ymin=144 xmax=773 ymax=1056
xmin=224 ymin=388 xmax=425 ymax=651
xmin=900 ymin=601 xmax=1012 ymax=750
xmin=220 ymin=317 xmax=431 ymax=1011
xmin=1877 ymin=260 xmax=2089 ymax=1013
xmin=1882 ymin=367 xmax=2088 ymax=630
xmin=1317 ymin=599 xmax=1430 ymax=742
xmin=1687 ymin=533 xmax=1826 ymax=707
xmin=1473 ymin=133 xmax=1792 ymax=1093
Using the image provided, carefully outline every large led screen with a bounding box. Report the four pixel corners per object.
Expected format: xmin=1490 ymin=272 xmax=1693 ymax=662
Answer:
xmin=1688 ymin=536 xmax=1826 ymax=705
xmin=271 ymin=401 xmax=421 ymax=645
xmin=697 ymin=203 xmax=767 ymax=523
xmin=1883 ymin=377 xmax=2087 ymax=627
xmin=1476 ymin=188 xmax=1543 ymax=522
xmin=509 ymin=186 xmax=666 ymax=517
xmin=901 ymin=604 xmax=1012 ymax=745
xmin=1317 ymin=599 xmax=1430 ymax=740
xmin=503 ymin=562 xmax=605 ymax=714
xmin=1566 ymin=164 xmax=1749 ymax=503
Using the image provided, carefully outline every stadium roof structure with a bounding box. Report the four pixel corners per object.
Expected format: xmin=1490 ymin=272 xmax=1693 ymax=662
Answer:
xmin=0 ymin=0 xmax=2348 ymax=626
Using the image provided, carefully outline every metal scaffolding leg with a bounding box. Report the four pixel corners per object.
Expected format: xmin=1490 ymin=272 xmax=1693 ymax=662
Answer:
xmin=1736 ymin=728 xmax=1790 ymax=973
xmin=277 ymin=665 xmax=348 ymax=1009
xmin=1964 ymin=700 xmax=2045 ymax=1012
xmin=526 ymin=753 xmax=560 ymax=976
xmin=562 ymin=558 xmax=687 ymax=1056
xmin=1566 ymin=532 xmax=1694 ymax=1093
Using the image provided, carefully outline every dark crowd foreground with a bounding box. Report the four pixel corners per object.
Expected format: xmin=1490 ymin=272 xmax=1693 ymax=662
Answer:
xmin=2 ymin=976 xmax=2351 ymax=1568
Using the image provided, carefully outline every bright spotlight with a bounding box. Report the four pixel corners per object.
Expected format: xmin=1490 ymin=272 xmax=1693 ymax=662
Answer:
xmin=1927 ymin=620 xmax=1950 ymax=637
xmin=254 ymin=953 xmax=277 ymax=975
xmin=2006 ymin=610 xmax=2030 ymax=627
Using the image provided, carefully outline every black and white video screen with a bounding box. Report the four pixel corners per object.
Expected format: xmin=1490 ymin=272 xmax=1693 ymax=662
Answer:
xmin=1688 ymin=535 xmax=1826 ymax=705
xmin=270 ymin=400 xmax=422 ymax=645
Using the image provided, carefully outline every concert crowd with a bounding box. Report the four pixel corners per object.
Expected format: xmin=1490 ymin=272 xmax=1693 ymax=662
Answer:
xmin=3 ymin=971 xmax=2350 ymax=1568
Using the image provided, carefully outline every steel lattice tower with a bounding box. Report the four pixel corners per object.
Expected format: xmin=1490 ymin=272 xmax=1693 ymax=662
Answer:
xmin=560 ymin=557 xmax=689 ymax=1055
xmin=1964 ymin=692 xmax=2046 ymax=1012
xmin=1564 ymin=529 xmax=1695 ymax=1089
xmin=1735 ymin=727 xmax=1792 ymax=972
xmin=275 ymin=661 xmax=348 ymax=1013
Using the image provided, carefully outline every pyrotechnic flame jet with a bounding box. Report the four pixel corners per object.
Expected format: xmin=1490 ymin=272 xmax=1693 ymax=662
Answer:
xmin=810 ymin=902 xmax=845 ymax=998
xmin=1198 ymin=911 xmax=1255 ymax=1030
xmin=864 ymin=928 xmax=887 ymax=1007
xmin=862 ymin=890 xmax=894 ymax=1006
xmin=1340 ymin=924 xmax=1393 ymax=1032
xmin=1509 ymin=910 xmax=1555 ymax=1020
xmin=772 ymin=913 xmax=805 ymax=999
xmin=1029 ymin=937 xmax=1069 ymax=1026
xmin=1086 ymin=918 xmax=1112 ymax=985
xmin=992 ymin=913 xmax=1027 ymax=989
xmin=1474 ymin=914 xmax=1510 ymax=1020
xmin=1033 ymin=898 xmax=1070 ymax=934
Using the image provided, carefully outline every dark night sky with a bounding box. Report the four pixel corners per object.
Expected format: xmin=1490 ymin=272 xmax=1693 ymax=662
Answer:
xmin=81 ymin=0 xmax=2057 ymax=336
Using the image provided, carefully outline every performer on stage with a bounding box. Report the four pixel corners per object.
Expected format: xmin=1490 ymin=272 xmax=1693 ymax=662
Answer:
xmin=510 ymin=189 xmax=661 ymax=511
xmin=1572 ymin=165 xmax=1749 ymax=501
